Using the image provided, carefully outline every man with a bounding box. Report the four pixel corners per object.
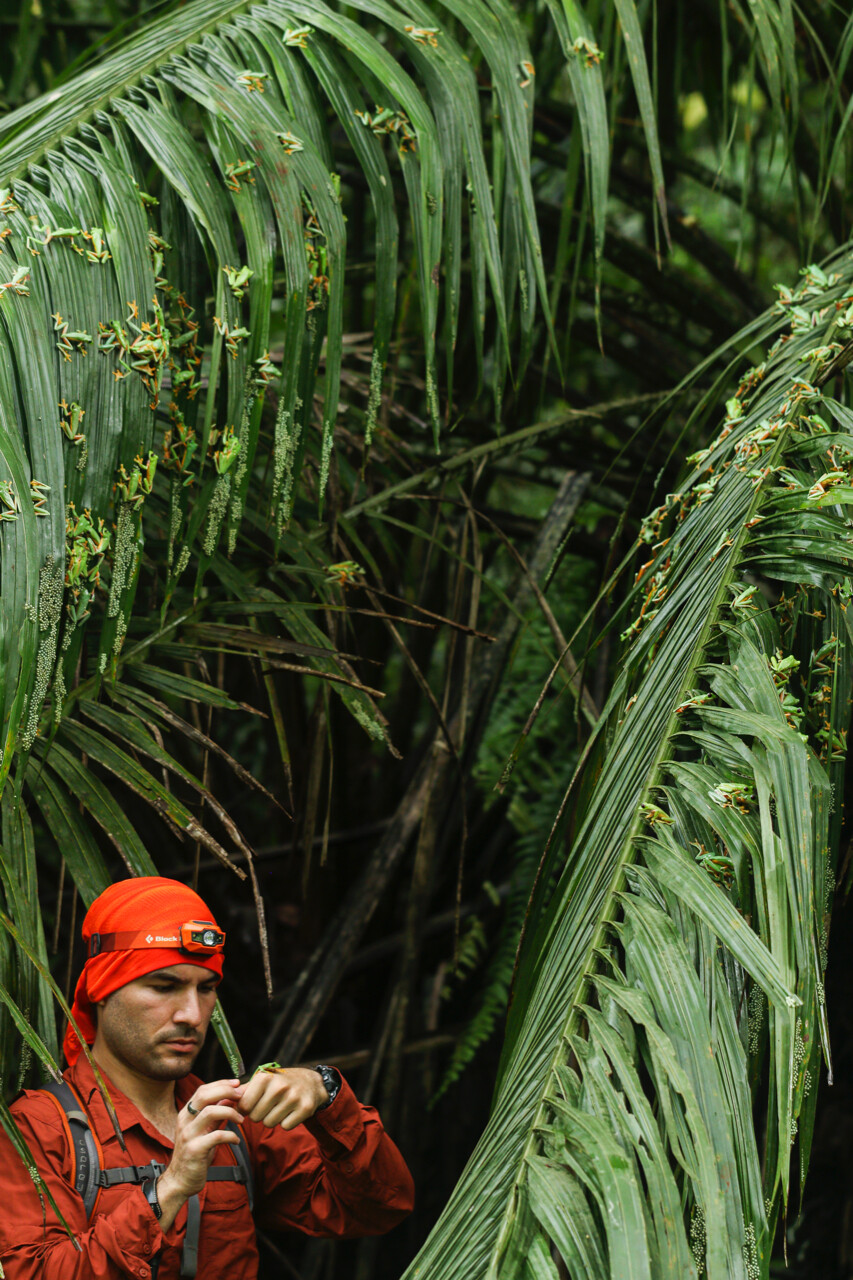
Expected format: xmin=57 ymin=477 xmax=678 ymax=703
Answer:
xmin=0 ymin=876 xmax=414 ymax=1277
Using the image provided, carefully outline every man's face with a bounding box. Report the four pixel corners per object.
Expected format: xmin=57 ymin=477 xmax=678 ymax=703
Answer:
xmin=95 ymin=964 xmax=220 ymax=1081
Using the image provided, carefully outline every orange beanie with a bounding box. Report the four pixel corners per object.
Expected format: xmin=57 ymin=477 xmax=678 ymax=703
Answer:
xmin=65 ymin=877 xmax=224 ymax=1066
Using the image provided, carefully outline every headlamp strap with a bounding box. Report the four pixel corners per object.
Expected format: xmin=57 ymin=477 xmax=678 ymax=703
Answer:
xmin=88 ymin=922 xmax=225 ymax=959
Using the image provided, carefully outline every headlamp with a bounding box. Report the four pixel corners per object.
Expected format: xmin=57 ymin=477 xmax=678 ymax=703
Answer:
xmin=88 ymin=920 xmax=226 ymax=958
xmin=180 ymin=921 xmax=226 ymax=953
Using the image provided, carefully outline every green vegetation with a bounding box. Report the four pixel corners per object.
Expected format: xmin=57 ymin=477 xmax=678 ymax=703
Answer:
xmin=3 ymin=0 xmax=853 ymax=1276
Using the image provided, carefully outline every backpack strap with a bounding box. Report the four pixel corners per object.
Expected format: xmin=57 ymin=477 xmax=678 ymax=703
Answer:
xmin=40 ymin=1080 xmax=105 ymax=1219
xmin=225 ymin=1119 xmax=254 ymax=1213
xmin=180 ymin=1193 xmax=201 ymax=1278
xmin=97 ymin=1160 xmax=167 ymax=1188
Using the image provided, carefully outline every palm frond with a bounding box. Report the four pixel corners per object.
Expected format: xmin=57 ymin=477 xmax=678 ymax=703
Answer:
xmin=402 ymin=258 xmax=853 ymax=1276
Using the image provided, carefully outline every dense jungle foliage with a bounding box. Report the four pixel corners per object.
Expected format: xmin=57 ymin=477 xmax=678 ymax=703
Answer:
xmin=4 ymin=0 xmax=853 ymax=1277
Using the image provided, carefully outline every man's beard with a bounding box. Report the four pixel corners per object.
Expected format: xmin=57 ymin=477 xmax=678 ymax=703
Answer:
xmin=145 ymin=1046 xmax=202 ymax=1079
xmin=141 ymin=1031 xmax=205 ymax=1078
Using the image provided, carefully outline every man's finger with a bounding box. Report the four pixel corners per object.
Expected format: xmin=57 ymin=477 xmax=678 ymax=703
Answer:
xmin=261 ymin=1097 xmax=305 ymax=1128
xmin=279 ymin=1107 xmax=311 ymax=1132
xmin=192 ymin=1078 xmax=243 ymax=1100
xmin=248 ymin=1093 xmax=297 ymax=1126
xmin=235 ymin=1064 xmax=285 ymax=1116
xmin=247 ymin=1090 xmax=284 ymax=1123
xmin=184 ymin=1102 xmax=246 ymax=1130
xmin=236 ymin=1070 xmax=275 ymax=1115
xmin=186 ymin=1080 xmax=244 ymax=1112
xmin=195 ymin=1128 xmax=242 ymax=1150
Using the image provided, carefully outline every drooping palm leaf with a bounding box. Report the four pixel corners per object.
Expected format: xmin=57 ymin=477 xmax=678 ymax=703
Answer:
xmin=402 ymin=259 xmax=853 ymax=1277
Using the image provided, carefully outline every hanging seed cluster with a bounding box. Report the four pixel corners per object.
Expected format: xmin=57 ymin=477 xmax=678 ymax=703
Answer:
xmin=20 ymin=560 xmax=63 ymax=750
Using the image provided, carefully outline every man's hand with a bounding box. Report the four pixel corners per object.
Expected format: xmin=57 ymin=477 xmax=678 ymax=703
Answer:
xmin=156 ymin=1079 xmax=245 ymax=1231
xmin=236 ymin=1066 xmax=330 ymax=1130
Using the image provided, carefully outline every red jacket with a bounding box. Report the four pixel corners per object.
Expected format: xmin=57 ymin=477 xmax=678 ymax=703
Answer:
xmin=0 ymin=1055 xmax=414 ymax=1278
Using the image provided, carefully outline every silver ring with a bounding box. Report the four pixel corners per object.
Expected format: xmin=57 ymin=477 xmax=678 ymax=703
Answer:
xmin=186 ymin=1099 xmax=199 ymax=1116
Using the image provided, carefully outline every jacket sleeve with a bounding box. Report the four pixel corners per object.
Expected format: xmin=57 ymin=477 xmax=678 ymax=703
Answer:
xmin=0 ymin=1093 xmax=184 ymax=1279
xmin=249 ymin=1074 xmax=414 ymax=1238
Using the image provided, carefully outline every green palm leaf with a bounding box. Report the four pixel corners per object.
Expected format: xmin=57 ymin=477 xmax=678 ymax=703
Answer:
xmin=402 ymin=263 xmax=853 ymax=1276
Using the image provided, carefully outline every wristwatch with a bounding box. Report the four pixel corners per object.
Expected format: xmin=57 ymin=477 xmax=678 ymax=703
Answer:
xmin=312 ymin=1064 xmax=342 ymax=1110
